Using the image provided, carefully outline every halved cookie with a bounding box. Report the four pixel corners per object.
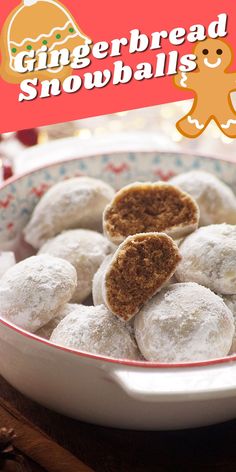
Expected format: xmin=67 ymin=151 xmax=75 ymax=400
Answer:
xmin=103 ymin=182 xmax=199 ymax=244
xmin=95 ymin=232 xmax=181 ymax=321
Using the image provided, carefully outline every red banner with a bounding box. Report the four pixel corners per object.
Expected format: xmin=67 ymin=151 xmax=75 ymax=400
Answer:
xmin=0 ymin=0 xmax=235 ymax=133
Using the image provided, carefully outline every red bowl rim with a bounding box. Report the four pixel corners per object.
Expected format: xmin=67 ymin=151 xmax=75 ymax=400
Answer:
xmin=1 ymin=317 xmax=236 ymax=369
xmin=0 ymin=150 xmax=236 ymax=370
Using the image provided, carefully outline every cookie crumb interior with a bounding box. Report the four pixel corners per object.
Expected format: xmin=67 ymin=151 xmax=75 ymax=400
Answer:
xmin=105 ymin=234 xmax=181 ymax=320
xmin=104 ymin=184 xmax=198 ymax=240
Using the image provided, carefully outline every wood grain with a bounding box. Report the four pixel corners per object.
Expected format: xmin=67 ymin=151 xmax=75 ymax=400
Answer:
xmin=0 ymin=390 xmax=93 ymax=472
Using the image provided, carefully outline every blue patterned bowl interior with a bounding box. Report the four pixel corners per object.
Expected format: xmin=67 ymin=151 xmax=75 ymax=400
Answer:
xmin=0 ymin=151 xmax=235 ymax=246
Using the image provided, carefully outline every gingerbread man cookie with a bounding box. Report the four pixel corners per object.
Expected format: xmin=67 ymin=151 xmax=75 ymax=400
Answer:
xmin=0 ymin=0 xmax=91 ymax=84
xmin=174 ymin=38 xmax=236 ymax=138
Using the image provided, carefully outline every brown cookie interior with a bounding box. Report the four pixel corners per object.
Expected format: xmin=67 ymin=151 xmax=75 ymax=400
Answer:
xmin=105 ymin=234 xmax=181 ymax=321
xmin=104 ymin=184 xmax=198 ymax=240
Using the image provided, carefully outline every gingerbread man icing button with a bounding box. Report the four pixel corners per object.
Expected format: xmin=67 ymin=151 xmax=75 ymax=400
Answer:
xmin=174 ymin=38 xmax=236 ymax=138
xmin=0 ymin=0 xmax=91 ymax=84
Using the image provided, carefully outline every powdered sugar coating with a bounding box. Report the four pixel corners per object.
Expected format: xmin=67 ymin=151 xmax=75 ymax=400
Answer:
xmin=0 ymin=252 xmax=16 ymax=279
xmin=92 ymin=233 xmax=181 ymax=321
xmin=222 ymin=295 xmax=236 ymax=354
xmin=24 ymin=177 xmax=115 ymax=249
xmin=170 ymin=171 xmax=236 ymax=226
xmin=176 ymin=224 xmax=236 ymax=294
xmin=0 ymin=255 xmax=77 ymax=332
xmin=36 ymin=303 xmax=78 ymax=339
xmin=92 ymin=262 xmax=137 ymax=340
xmin=50 ymin=304 xmax=141 ymax=360
xmin=134 ymin=283 xmax=234 ymax=363
xmin=39 ymin=229 xmax=113 ymax=303
xmin=92 ymin=255 xmax=113 ymax=306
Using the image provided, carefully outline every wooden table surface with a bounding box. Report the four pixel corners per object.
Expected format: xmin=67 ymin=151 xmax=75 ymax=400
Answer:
xmin=1 ymin=377 xmax=236 ymax=472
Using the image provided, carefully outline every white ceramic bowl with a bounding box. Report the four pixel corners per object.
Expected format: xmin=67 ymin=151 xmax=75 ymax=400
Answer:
xmin=1 ymin=149 xmax=236 ymax=431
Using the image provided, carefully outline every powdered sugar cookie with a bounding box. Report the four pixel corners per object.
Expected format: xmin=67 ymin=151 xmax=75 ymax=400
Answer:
xmin=92 ymin=255 xmax=112 ymax=306
xmin=220 ymin=295 xmax=236 ymax=354
xmin=176 ymin=224 xmax=236 ymax=294
xmin=0 ymin=0 xmax=91 ymax=84
xmin=50 ymin=304 xmax=141 ymax=360
xmin=24 ymin=177 xmax=115 ymax=249
xmin=36 ymin=303 xmax=78 ymax=339
xmin=0 ymin=255 xmax=77 ymax=332
xmin=170 ymin=171 xmax=236 ymax=226
xmin=94 ymin=232 xmax=181 ymax=321
xmin=92 ymin=254 xmax=177 ymax=308
xmin=134 ymin=283 xmax=234 ymax=363
xmin=0 ymin=252 xmax=16 ymax=278
xmin=103 ymin=182 xmax=199 ymax=244
xmin=39 ymin=229 xmax=113 ymax=303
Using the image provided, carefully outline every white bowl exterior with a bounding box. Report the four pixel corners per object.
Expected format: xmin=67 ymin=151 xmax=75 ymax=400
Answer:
xmin=1 ymin=321 xmax=236 ymax=430
xmin=1 ymin=150 xmax=236 ymax=430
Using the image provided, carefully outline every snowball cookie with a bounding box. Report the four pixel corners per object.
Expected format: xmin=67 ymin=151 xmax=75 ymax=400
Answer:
xmin=0 ymin=252 xmax=16 ymax=279
xmin=92 ymin=255 xmax=113 ymax=306
xmin=170 ymin=171 xmax=236 ymax=226
xmin=39 ymin=229 xmax=113 ymax=303
xmin=103 ymin=182 xmax=199 ymax=244
xmin=36 ymin=303 xmax=78 ymax=339
xmin=134 ymin=283 xmax=234 ymax=363
xmin=93 ymin=232 xmax=181 ymax=321
xmin=92 ymin=254 xmax=177 ymax=307
xmin=92 ymin=260 xmax=138 ymax=340
xmin=50 ymin=304 xmax=141 ymax=360
xmin=0 ymin=255 xmax=77 ymax=333
xmin=221 ymin=295 xmax=236 ymax=354
xmin=176 ymin=224 xmax=236 ymax=294
xmin=24 ymin=177 xmax=115 ymax=249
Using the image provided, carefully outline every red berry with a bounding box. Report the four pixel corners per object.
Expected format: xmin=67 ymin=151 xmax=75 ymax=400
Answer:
xmin=16 ymin=128 xmax=39 ymax=147
xmin=3 ymin=160 xmax=13 ymax=180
